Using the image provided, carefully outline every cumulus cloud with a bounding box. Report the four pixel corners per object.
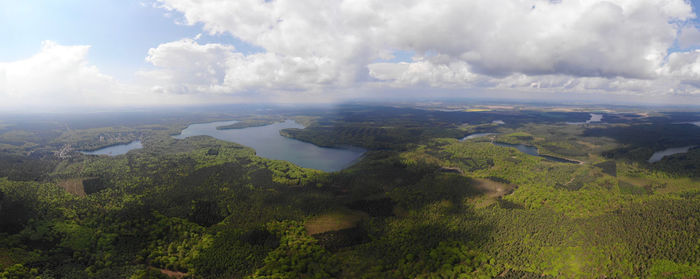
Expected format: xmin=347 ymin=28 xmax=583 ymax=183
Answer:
xmin=659 ymin=50 xmax=700 ymax=88
xmin=150 ymin=0 xmax=700 ymax=98
xmin=140 ymin=38 xmax=237 ymax=94
xmin=0 ymin=41 xmax=128 ymax=109
xmin=677 ymin=25 xmax=700 ymax=49
xmin=4 ymin=1 xmax=700 ymax=110
xmin=141 ymin=38 xmax=351 ymax=94
xmin=368 ymin=59 xmax=479 ymax=87
xmin=0 ymin=41 xmax=203 ymax=110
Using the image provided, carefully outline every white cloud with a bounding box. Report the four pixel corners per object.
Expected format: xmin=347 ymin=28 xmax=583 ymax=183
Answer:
xmin=141 ymin=38 xmax=352 ymax=94
xmin=140 ymin=38 xmax=236 ymax=94
xmin=0 ymin=41 xmax=211 ymax=111
xmin=678 ymin=25 xmax=700 ymax=49
xmin=150 ymin=0 xmax=699 ymax=99
xmin=3 ymin=1 xmax=700 ymax=110
xmin=659 ymin=50 xmax=700 ymax=89
xmin=368 ymin=59 xmax=479 ymax=87
xmin=0 ymin=41 xmax=128 ymax=108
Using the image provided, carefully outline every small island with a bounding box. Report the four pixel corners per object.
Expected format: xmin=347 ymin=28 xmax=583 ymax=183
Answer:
xmin=216 ymin=119 xmax=281 ymax=130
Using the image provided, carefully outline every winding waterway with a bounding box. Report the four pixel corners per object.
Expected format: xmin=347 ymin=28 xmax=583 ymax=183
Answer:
xmin=173 ymin=120 xmax=365 ymax=172
xmin=460 ymin=133 xmax=497 ymax=141
xmin=81 ymin=141 xmax=142 ymax=156
xmin=648 ymin=146 xmax=697 ymax=163
xmin=459 ymin=133 xmax=580 ymax=163
xmin=493 ymin=142 xmax=581 ymax=164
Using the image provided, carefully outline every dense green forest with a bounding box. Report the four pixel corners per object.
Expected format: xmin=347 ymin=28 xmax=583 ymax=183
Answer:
xmin=0 ymin=105 xmax=698 ymax=278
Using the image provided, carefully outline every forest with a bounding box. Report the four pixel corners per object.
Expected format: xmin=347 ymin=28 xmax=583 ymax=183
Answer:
xmin=0 ymin=104 xmax=698 ymax=278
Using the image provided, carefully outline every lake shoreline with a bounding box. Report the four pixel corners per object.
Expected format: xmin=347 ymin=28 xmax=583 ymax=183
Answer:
xmin=648 ymin=145 xmax=698 ymax=163
xmin=174 ymin=119 xmax=366 ymax=172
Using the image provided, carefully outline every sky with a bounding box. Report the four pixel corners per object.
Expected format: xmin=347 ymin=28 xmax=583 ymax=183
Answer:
xmin=2 ymin=0 xmax=700 ymax=111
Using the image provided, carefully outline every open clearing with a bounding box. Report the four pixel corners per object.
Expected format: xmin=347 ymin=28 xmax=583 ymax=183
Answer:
xmin=470 ymin=178 xmax=516 ymax=208
xmin=305 ymin=209 xmax=367 ymax=235
xmin=57 ymin=178 xmax=86 ymax=196
xmin=159 ymin=268 xmax=187 ymax=279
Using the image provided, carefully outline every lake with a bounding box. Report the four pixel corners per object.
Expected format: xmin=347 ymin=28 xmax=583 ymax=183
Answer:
xmin=174 ymin=120 xmax=366 ymax=172
xmin=81 ymin=141 xmax=142 ymax=156
xmin=460 ymin=133 xmax=497 ymax=141
xmin=493 ymin=142 xmax=580 ymax=164
xmin=586 ymin=113 xmax=603 ymax=123
xmin=648 ymin=146 xmax=696 ymax=163
xmin=567 ymin=113 xmax=603 ymax=124
xmin=673 ymin=121 xmax=700 ymax=127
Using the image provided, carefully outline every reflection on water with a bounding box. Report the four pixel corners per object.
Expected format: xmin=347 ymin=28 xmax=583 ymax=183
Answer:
xmin=174 ymin=120 xmax=365 ymax=172
xmin=648 ymin=146 xmax=696 ymax=163
xmin=493 ymin=142 xmax=539 ymax=156
xmin=460 ymin=133 xmax=497 ymax=141
xmin=493 ymin=142 xmax=580 ymax=164
xmin=673 ymin=121 xmax=700 ymax=127
xmin=81 ymin=141 xmax=142 ymax=156
xmin=567 ymin=113 xmax=603 ymax=124
xmin=586 ymin=113 xmax=603 ymax=123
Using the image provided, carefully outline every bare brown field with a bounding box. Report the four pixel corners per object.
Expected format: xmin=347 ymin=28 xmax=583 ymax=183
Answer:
xmin=57 ymin=178 xmax=86 ymax=196
xmin=305 ymin=209 xmax=367 ymax=235
xmin=159 ymin=268 xmax=187 ymax=278
xmin=0 ymin=249 xmax=13 ymax=269
xmin=470 ymin=178 xmax=516 ymax=208
xmin=473 ymin=178 xmax=514 ymax=197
